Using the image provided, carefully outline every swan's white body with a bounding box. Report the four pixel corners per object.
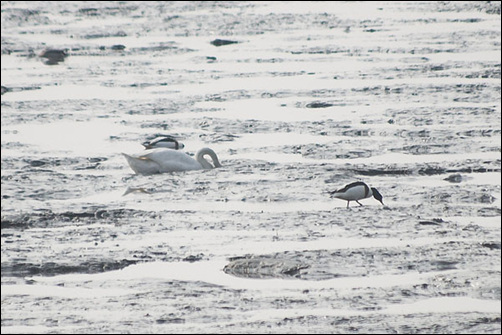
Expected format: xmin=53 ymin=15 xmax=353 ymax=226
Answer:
xmin=123 ymin=147 xmax=221 ymax=175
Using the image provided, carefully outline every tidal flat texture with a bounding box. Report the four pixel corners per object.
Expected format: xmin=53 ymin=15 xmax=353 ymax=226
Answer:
xmin=1 ymin=1 xmax=501 ymax=334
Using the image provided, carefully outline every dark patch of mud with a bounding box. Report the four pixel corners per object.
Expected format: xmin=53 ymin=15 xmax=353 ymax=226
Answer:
xmin=224 ymin=241 xmax=501 ymax=283
xmin=350 ymin=160 xmax=501 ymax=176
xmin=1 ymin=208 xmax=160 ymax=229
xmin=1 ymin=259 xmax=137 ymax=277
xmin=215 ymin=313 xmax=502 ymax=334
xmin=224 ymin=256 xmax=309 ymax=279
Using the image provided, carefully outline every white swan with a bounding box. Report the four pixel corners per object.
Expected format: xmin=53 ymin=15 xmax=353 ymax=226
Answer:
xmin=122 ymin=147 xmax=221 ymax=175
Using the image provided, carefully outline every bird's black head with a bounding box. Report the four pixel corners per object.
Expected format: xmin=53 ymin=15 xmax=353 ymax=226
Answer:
xmin=371 ymin=187 xmax=384 ymax=205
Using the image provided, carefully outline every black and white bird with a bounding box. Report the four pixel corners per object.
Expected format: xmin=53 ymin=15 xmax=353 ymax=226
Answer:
xmin=142 ymin=136 xmax=184 ymax=150
xmin=329 ymin=181 xmax=384 ymax=208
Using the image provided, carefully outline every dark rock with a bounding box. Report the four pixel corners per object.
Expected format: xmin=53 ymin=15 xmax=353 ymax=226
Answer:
xmin=210 ymin=39 xmax=238 ymax=47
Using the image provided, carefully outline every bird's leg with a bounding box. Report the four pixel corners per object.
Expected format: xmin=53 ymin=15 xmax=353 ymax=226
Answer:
xmin=346 ymin=201 xmax=350 ymax=209
xmin=356 ymin=200 xmax=364 ymax=206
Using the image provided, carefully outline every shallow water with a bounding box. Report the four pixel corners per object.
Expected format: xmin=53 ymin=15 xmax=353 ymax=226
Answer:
xmin=1 ymin=1 xmax=501 ymax=334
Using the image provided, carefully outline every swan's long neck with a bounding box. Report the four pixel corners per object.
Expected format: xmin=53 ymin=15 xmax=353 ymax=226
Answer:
xmin=195 ymin=148 xmax=222 ymax=169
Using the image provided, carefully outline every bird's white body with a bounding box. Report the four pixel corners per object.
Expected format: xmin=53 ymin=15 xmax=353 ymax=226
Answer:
xmin=330 ymin=181 xmax=384 ymax=208
xmin=331 ymin=183 xmax=373 ymax=201
xmin=142 ymin=136 xmax=184 ymax=150
xmin=123 ymin=147 xmax=221 ymax=175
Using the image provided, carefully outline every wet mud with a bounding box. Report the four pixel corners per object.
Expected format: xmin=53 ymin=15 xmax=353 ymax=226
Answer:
xmin=1 ymin=1 xmax=501 ymax=334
